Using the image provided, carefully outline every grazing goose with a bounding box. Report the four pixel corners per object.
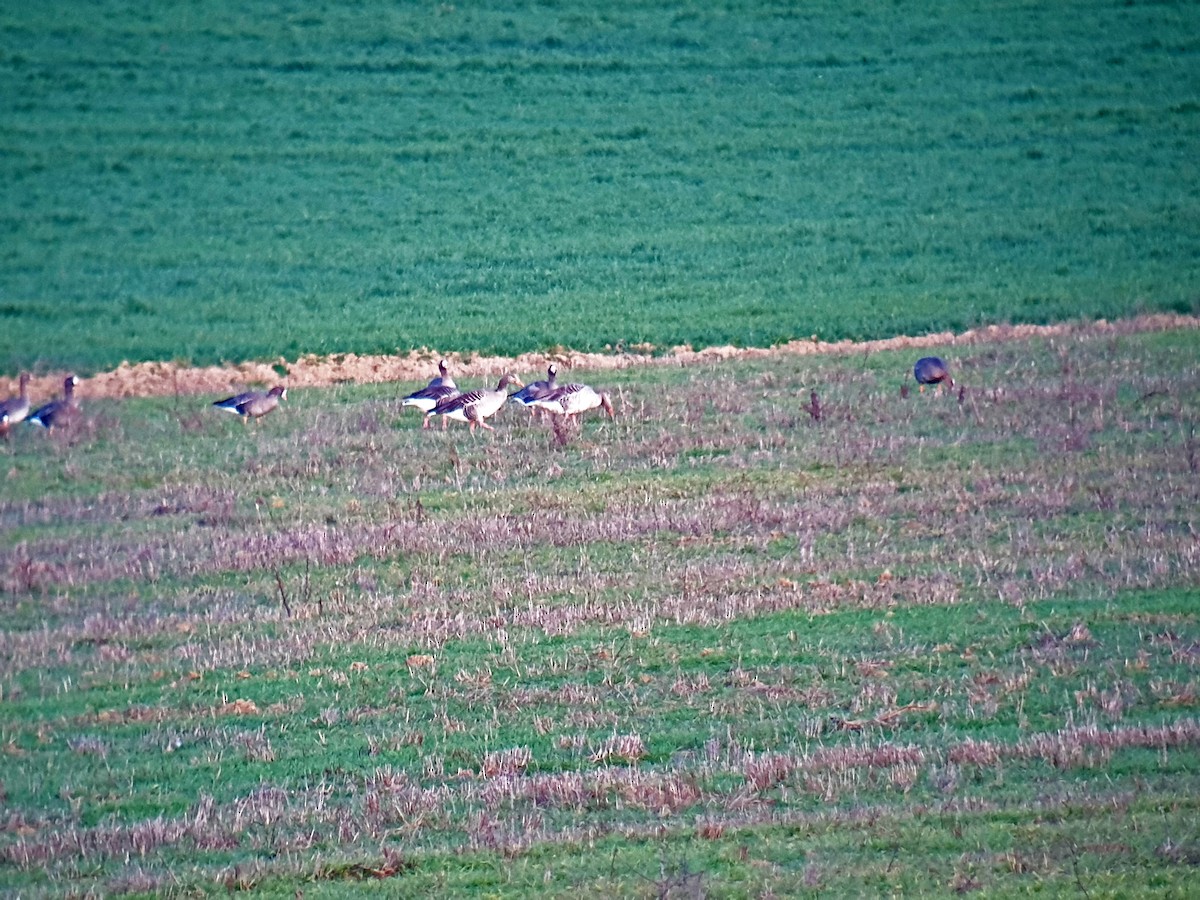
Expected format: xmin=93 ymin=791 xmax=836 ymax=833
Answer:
xmin=430 ymin=373 xmax=523 ymax=433
xmin=508 ymin=363 xmax=559 ymax=413
xmin=533 ymin=382 xmax=615 ymax=420
xmin=913 ymin=356 xmax=953 ymax=393
xmin=213 ymin=385 xmax=286 ymax=422
xmin=0 ymin=373 xmax=31 ymax=437
xmin=27 ymin=374 xmax=79 ymax=431
xmin=402 ymin=359 xmax=461 ymax=428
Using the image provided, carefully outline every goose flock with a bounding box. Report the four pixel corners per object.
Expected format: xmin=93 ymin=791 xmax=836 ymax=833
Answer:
xmin=1 ymin=355 xmax=952 ymax=437
xmin=400 ymin=360 xmax=616 ymax=433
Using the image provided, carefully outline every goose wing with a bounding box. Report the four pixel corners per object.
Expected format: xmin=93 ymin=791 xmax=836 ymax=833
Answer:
xmin=214 ymin=390 xmax=260 ymax=413
xmin=403 ymin=383 xmax=459 ymax=410
xmin=28 ymin=399 xmax=66 ymax=428
xmin=914 ymin=357 xmax=951 ymax=385
xmin=433 ymin=387 xmax=484 ymax=416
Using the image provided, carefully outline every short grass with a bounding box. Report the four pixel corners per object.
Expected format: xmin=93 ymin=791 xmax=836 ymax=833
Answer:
xmin=1 ymin=323 xmax=1198 ymax=895
xmin=2 ymin=0 xmax=1198 ymax=374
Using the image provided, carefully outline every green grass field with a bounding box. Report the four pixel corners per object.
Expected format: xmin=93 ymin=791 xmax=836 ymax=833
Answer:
xmin=1 ymin=322 xmax=1198 ymax=895
xmin=2 ymin=0 xmax=1198 ymax=375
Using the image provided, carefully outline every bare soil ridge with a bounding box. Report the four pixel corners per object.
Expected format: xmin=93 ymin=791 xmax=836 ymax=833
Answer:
xmin=5 ymin=314 xmax=1197 ymax=401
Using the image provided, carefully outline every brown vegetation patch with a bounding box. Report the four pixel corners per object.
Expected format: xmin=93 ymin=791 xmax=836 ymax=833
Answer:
xmin=4 ymin=314 xmax=1196 ymax=400
xmin=948 ymin=719 xmax=1200 ymax=769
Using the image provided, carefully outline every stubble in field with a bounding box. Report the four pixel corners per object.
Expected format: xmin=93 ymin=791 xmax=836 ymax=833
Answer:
xmin=0 ymin=322 xmax=1198 ymax=895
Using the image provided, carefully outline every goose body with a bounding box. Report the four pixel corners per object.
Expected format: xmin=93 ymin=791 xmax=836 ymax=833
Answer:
xmin=509 ymin=363 xmax=558 ymax=409
xmin=533 ymin=382 xmax=614 ymax=419
xmin=0 ymin=373 xmax=31 ymax=436
xmin=213 ymin=385 xmax=286 ymax=422
xmin=402 ymin=360 xmax=461 ymax=426
xmin=913 ymin=356 xmax=953 ymax=391
xmin=430 ymin=373 xmax=523 ymax=433
xmin=28 ymin=375 xmax=79 ymax=430
xmin=404 ymin=382 xmax=460 ymax=420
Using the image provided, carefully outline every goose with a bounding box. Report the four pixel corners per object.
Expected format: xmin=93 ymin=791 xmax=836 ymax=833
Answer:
xmin=913 ymin=356 xmax=953 ymax=392
xmin=213 ymin=385 xmax=286 ymax=422
xmin=27 ymin=374 xmax=79 ymax=431
xmin=429 ymin=373 xmax=523 ymax=433
xmin=0 ymin=373 xmax=31 ymax=437
xmin=402 ymin=359 xmax=460 ymax=428
xmin=508 ymin=363 xmax=558 ymax=413
xmin=427 ymin=358 xmax=455 ymax=390
xmin=533 ymin=382 xmax=614 ymax=420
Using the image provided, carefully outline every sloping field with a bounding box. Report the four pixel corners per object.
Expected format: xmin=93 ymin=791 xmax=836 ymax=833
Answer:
xmin=1 ymin=320 xmax=1198 ymax=895
xmin=2 ymin=0 xmax=1198 ymax=374
xmin=2 ymin=1 xmax=1198 ymax=894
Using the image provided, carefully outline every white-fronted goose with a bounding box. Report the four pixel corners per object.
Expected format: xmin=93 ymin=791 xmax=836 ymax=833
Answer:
xmin=509 ymin=363 xmax=558 ymax=412
xmin=402 ymin=359 xmax=461 ymax=428
xmin=27 ymin=375 xmax=79 ymax=431
xmin=430 ymin=373 xmax=523 ymax=433
xmin=213 ymin=385 xmax=286 ymax=422
xmin=0 ymin=373 xmax=31 ymax=437
xmin=533 ymin=382 xmax=615 ymax=420
xmin=913 ymin=356 xmax=954 ymax=392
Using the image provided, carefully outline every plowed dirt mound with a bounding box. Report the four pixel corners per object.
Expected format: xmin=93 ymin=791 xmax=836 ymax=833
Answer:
xmin=3 ymin=314 xmax=1196 ymax=401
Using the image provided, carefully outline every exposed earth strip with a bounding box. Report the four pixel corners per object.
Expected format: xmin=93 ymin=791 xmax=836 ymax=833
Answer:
xmin=3 ymin=313 xmax=1196 ymax=401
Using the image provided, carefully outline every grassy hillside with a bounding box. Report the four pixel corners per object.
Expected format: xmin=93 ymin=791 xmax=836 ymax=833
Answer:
xmin=1 ymin=0 xmax=1197 ymax=375
xmin=1 ymin=324 xmax=1198 ymax=895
